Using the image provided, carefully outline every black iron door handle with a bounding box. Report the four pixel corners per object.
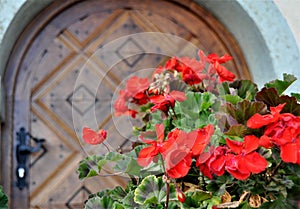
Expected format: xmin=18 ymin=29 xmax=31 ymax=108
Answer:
xmin=16 ymin=127 xmax=45 ymax=190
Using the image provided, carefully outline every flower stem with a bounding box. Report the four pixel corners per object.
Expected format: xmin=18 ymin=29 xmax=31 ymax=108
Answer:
xmin=165 ymin=180 xmax=170 ymax=209
xmin=159 ymin=154 xmax=170 ymax=209
xmin=170 ymin=106 xmax=177 ymax=119
xmin=102 ymin=142 xmax=110 ymax=152
xmin=272 ymin=160 xmax=283 ymax=176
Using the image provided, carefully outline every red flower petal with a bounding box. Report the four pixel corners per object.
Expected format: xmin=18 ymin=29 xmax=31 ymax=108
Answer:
xmin=165 ymin=150 xmax=192 ymax=179
xmin=82 ymin=127 xmax=107 ymax=145
xmin=242 ymin=152 xmax=267 ymax=174
xmin=226 ymin=138 xmax=243 ymax=154
xmin=225 ymin=155 xmax=250 ymax=180
xmin=191 ymin=125 xmax=214 ymax=156
xmin=216 ymin=64 xmax=235 ymax=82
xmin=270 ymin=103 xmax=285 ymax=115
xmin=126 ymin=76 xmax=149 ymax=95
xmin=150 ymin=95 xmax=165 ymax=104
xmin=155 ymin=124 xmax=165 ymax=143
xmin=247 ymin=104 xmax=285 ymax=129
xmin=169 ymin=90 xmax=186 ymax=102
xmin=137 ymin=146 xmax=158 ymax=167
xmin=244 ymin=135 xmax=259 ymax=154
xmin=196 ymin=151 xmax=212 ymax=165
xmin=176 ymin=188 xmax=186 ymax=203
xmin=209 ymin=155 xmax=226 ymax=176
xmin=280 ymin=143 xmax=297 ymax=163
xmin=247 ymin=113 xmax=275 ymax=129
xmin=207 ymin=53 xmax=232 ymax=64
xmin=259 ymin=135 xmax=274 ymax=148
xmin=297 ymin=139 xmax=300 ymax=165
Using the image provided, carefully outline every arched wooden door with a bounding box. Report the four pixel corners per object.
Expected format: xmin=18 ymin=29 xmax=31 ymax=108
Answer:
xmin=2 ymin=0 xmax=250 ymax=208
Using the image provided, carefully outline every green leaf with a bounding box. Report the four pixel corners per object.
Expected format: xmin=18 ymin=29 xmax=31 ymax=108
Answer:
xmin=78 ymin=155 xmax=104 ymax=180
xmin=123 ymin=190 xmax=140 ymax=208
xmin=286 ymin=163 xmax=300 ymax=178
xmin=222 ymin=94 xmax=243 ymax=105
xmin=173 ymin=92 xmax=216 ymax=130
xmin=183 ymin=190 xmax=211 ymax=208
xmin=110 ymin=186 xmax=128 ymax=200
xmin=112 ymin=202 xmax=125 ymax=209
xmin=134 ymin=175 xmax=176 ymax=205
xmin=224 ymin=124 xmax=247 ymax=137
xmin=113 ymin=146 xmax=143 ymax=176
xmin=202 ymin=196 xmax=221 ymax=209
xmin=78 ymin=147 xmax=145 ymax=180
xmin=85 ymin=196 xmax=115 ymax=209
xmin=140 ymin=160 xmax=164 ymax=178
xmin=239 ymin=202 xmax=252 ymax=209
xmin=146 ymin=111 xmax=164 ymax=131
xmin=217 ymin=82 xmax=231 ymax=95
xmin=264 ymin=73 xmax=297 ymax=95
xmin=224 ymin=100 xmax=267 ymax=124
xmin=175 ymin=92 xmax=216 ymax=117
xmin=259 ymin=196 xmax=297 ymax=209
xmin=256 ymin=87 xmax=300 ymax=116
xmin=229 ymin=80 xmax=258 ymax=100
xmin=291 ymin=92 xmax=300 ymax=102
xmin=0 ymin=186 xmax=8 ymax=209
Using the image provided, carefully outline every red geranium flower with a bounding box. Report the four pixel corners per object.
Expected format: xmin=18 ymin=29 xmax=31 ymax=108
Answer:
xmin=191 ymin=124 xmax=214 ymax=157
xmin=206 ymin=53 xmax=235 ymax=82
xmin=280 ymin=139 xmax=300 ymax=165
xmin=182 ymin=67 xmax=202 ymax=85
xmin=114 ymin=89 xmax=137 ymax=118
xmin=163 ymin=129 xmax=193 ymax=178
xmin=137 ymin=124 xmax=175 ymax=167
xmin=165 ymin=57 xmax=185 ymax=72
xmin=197 ymin=146 xmax=228 ymax=179
xmin=225 ymin=136 xmax=267 ymax=180
xmin=165 ymin=149 xmax=192 ymax=179
xmin=114 ymin=76 xmax=150 ymax=117
xmin=180 ymin=56 xmax=205 ymax=73
xmin=247 ymin=103 xmax=285 ymax=129
xmin=150 ymin=90 xmax=186 ymax=116
xmin=176 ymin=187 xmax=186 ymax=203
xmin=82 ymin=127 xmax=107 ymax=145
xmin=125 ymin=76 xmax=149 ymax=97
xmin=263 ymin=113 xmax=300 ymax=165
xmin=247 ymin=103 xmax=300 ymax=165
xmin=163 ymin=126 xmax=213 ymax=179
xmin=215 ymin=63 xmax=236 ymax=82
xmin=207 ymin=53 xmax=233 ymax=64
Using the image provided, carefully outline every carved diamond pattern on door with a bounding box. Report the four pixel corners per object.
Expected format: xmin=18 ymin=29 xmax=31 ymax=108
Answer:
xmin=29 ymin=8 xmax=174 ymax=209
xmin=4 ymin=1 xmax=251 ymax=208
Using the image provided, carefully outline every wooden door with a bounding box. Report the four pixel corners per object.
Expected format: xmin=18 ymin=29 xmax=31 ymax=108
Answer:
xmin=2 ymin=0 xmax=250 ymax=208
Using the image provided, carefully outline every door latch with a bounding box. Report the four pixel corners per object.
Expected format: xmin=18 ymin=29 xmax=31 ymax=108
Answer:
xmin=16 ymin=127 xmax=45 ymax=190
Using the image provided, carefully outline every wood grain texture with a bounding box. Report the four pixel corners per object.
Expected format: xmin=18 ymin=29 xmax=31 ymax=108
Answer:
xmin=2 ymin=0 xmax=250 ymax=208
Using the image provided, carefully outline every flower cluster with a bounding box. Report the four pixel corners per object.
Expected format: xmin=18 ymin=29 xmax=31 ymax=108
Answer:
xmin=247 ymin=103 xmax=300 ymax=165
xmin=78 ymin=50 xmax=300 ymax=209
xmin=197 ymin=135 xmax=267 ymax=181
xmin=137 ymin=123 xmax=214 ymax=179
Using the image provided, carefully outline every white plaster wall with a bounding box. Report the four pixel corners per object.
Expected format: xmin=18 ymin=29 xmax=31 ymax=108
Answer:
xmin=274 ymin=0 xmax=300 ymax=50
xmin=0 ymin=0 xmax=26 ymax=43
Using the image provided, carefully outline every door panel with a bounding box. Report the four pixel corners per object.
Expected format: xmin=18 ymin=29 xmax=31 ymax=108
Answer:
xmin=3 ymin=0 xmax=250 ymax=208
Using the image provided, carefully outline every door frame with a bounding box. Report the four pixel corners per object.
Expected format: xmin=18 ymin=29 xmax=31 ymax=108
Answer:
xmin=1 ymin=0 xmax=251 ymax=208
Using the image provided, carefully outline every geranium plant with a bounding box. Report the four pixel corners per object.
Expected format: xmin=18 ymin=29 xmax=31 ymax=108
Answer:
xmin=78 ymin=50 xmax=300 ymax=209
